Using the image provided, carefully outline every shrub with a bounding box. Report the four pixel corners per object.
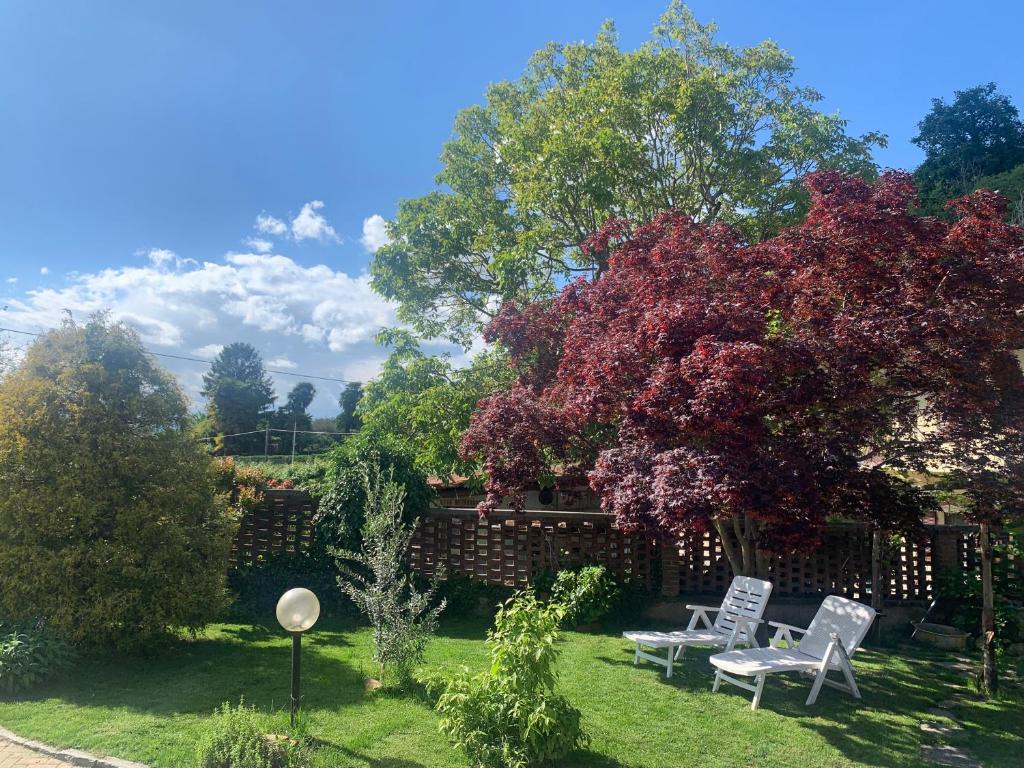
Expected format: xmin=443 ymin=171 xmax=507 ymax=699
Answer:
xmin=305 ymin=435 xmax=432 ymax=554
xmin=334 ymin=463 xmax=445 ymax=685
xmin=550 ymin=565 xmax=619 ymax=627
xmin=432 ymin=591 xmax=587 ymax=768
xmin=0 ymin=317 xmax=236 ymax=649
xmin=0 ymin=620 xmax=75 ymax=694
xmin=227 ymin=552 xmax=347 ymax=625
xmin=195 ymin=700 xmax=305 ymax=768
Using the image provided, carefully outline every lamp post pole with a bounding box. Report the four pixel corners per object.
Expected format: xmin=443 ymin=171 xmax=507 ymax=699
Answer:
xmin=290 ymin=632 xmax=301 ymax=727
xmin=276 ymin=588 xmax=320 ymax=730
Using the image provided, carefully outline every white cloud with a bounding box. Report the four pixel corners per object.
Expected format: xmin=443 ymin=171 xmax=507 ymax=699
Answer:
xmin=193 ymin=343 xmax=224 ymax=358
xmin=361 ymin=213 xmax=391 ymax=252
xmin=291 ymin=200 xmax=339 ymax=243
xmin=255 ymin=213 xmax=288 ymax=236
xmin=39 ymin=266 xmax=50 ymax=275
xmin=147 ymin=248 xmax=177 ymax=269
xmin=246 ymin=238 xmax=274 ymax=253
xmin=266 ymin=356 xmax=297 ymax=369
xmin=2 ymin=251 xmax=400 ymax=415
xmin=5 ymin=277 xmax=16 ymax=285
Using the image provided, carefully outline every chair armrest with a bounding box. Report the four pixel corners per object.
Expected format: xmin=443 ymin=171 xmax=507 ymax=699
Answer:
xmin=768 ymin=621 xmax=808 ymax=635
xmin=685 ymin=604 xmax=721 ymax=612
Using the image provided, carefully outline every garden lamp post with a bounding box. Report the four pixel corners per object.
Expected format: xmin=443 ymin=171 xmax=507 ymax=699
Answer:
xmin=276 ymin=587 xmax=320 ymax=727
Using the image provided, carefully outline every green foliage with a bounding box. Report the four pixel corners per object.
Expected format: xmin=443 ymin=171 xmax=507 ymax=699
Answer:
xmin=305 ymin=434 xmax=433 ymax=554
xmin=934 ymin=547 xmax=1024 ymax=649
xmin=359 ymin=330 xmax=513 ymax=482
xmin=227 ymin=552 xmax=346 ymax=625
xmin=431 ymin=575 xmax=513 ymax=619
xmin=0 ymin=620 xmax=75 ymax=694
xmin=372 ymin=1 xmax=882 ymax=344
xmin=334 ymin=464 xmax=445 ymax=685
xmin=913 ymin=82 xmax=1024 ymax=216
xmin=201 ymin=342 xmax=277 ymax=453
xmin=550 ymin=566 xmax=620 ymax=627
xmin=195 ymin=700 xmax=306 ymax=768
xmin=976 ymin=163 xmax=1024 ymax=226
xmin=336 ymin=381 xmax=363 ymax=432
xmin=0 ymin=316 xmax=236 ymax=649
xmin=273 ymin=382 xmax=316 ymax=432
xmin=432 ymin=591 xmax=587 ymax=768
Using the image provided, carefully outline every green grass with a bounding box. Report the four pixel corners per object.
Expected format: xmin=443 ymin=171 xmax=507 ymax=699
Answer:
xmin=1 ymin=615 xmax=1021 ymax=768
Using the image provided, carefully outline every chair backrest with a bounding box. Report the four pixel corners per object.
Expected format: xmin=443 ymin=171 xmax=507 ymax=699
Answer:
xmin=797 ymin=595 xmax=877 ymax=660
xmin=712 ymin=576 xmax=774 ymax=638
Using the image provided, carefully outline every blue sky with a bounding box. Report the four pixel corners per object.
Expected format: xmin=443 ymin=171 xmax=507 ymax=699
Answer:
xmin=2 ymin=0 xmax=1022 ymax=415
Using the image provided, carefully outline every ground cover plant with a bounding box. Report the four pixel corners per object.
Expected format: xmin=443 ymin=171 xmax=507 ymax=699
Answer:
xmin=0 ymin=612 xmax=1020 ymax=768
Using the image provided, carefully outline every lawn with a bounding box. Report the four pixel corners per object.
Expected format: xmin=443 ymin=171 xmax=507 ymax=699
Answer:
xmin=1 ymin=614 xmax=1022 ymax=768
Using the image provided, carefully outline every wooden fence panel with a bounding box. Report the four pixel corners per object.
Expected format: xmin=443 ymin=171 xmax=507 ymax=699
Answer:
xmin=232 ymin=496 xmax=1019 ymax=605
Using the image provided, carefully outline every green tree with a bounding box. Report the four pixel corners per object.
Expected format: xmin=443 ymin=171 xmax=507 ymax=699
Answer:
xmin=274 ymin=381 xmax=316 ymax=431
xmin=201 ymin=342 xmax=276 ymax=453
xmin=359 ymin=330 xmax=514 ymax=481
xmin=976 ymin=163 xmax=1024 ymax=226
xmin=913 ymin=82 xmax=1024 ymax=216
xmin=0 ymin=316 xmax=235 ymax=648
xmin=337 ymin=381 xmax=364 ymax=432
xmin=371 ymin=1 xmax=883 ymax=344
xmin=306 ymin=434 xmax=433 ymax=554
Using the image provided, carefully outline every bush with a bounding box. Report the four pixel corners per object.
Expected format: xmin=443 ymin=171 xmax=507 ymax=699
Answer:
xmin=432 ymin=591 xmax=587 ymax=768
xmin=0 ymin=620 xmax=74 ymax=694
xmin=0 ymin=317 xmax=236 ymax=649
xmin=335 ymin=463 xmax=445 ymax=685
xmin=431 ymin=575 xmax=512 ymax=619
xmin=227 ymin=552 xmax=348 ymax=625
xmin=550 ymin=565 xmax=619 ymax=627
xmin=195 ymin=700 xmax=306 ymax=768
xmin=305 ymin=435 xmax=432 ymax=554
xmin=934 ymin=549 xmax=1024 ymax=649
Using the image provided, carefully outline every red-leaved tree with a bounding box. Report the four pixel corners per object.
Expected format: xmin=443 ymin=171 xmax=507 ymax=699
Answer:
xmin=462 ymin=172 xmax=1024 ymax=599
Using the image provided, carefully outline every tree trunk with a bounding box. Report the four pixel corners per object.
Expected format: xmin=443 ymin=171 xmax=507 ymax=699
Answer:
xmin=713 ymin=518 xmax=745 ymax=576
xmin=979 ymin=521 xmax=997 ymax=697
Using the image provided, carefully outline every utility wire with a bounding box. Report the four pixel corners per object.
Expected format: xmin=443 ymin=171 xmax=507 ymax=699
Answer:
xmin=0 ymin=325 xmax=351 ymax=383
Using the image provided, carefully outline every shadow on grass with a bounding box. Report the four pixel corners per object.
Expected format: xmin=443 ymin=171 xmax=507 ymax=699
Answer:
xmin=10 ymin=630 xmax=367 ymax=718
xmin=313 ymin=739 xmax=429 ymax=768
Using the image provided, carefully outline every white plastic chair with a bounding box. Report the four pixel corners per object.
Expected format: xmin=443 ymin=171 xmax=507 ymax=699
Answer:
xmin=709 ymin=595 xmax=877 ymax=710
xmin=623 ymin=576 xmax=773 ymax=678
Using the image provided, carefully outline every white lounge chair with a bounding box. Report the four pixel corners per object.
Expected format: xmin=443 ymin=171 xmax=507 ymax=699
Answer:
xmin=709 ymin=595 xmax=876 ymax=711
xmin=623 ymin=576 xmax=773 ymax=678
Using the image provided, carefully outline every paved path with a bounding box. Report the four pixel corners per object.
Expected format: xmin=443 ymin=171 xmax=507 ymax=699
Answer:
xmin=0 ymin=737 xmax=73 ymax=768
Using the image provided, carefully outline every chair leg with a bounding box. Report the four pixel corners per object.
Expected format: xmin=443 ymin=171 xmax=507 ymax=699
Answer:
xmin=666 ymin=646 xmax=674 ymax=679
xmin=806 ymin=667 xmax=828 ymax=706
xmin=674 ymin=643 xmax=686 ymax=661
xmin=839 ymin=656 xmax=861 ymax=700
xmin=751 ymin=674 xmax=766 ymax=711
xmin=634 ymin=644 xmax=639 ymax=666
xmin=712 ymin=670 xmax=722 ymax=693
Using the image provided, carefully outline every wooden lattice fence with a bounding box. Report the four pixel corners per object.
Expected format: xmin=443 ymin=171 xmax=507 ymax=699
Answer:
xmin=230 ymin=493 xmax=1017 ymax=603
xmin=407 ymin=508 xmax=659 ymax=589
xmin=230 ymin=489 xmax=316 ymax=567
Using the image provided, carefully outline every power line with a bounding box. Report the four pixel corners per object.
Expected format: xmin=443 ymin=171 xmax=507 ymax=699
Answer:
xmin=0 ymin=325 xmax=351 ymax=384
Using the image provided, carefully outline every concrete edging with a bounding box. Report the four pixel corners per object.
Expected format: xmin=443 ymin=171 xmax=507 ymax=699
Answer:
xmin=0 ymin=727 xmax=148 ymax=768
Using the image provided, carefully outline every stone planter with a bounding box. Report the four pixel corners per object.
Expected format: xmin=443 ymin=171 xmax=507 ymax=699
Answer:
xmin=912 ymin=622 xmax=971 ymax=651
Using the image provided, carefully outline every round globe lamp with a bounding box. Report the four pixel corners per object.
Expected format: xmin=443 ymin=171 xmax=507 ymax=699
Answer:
xmin=276 ymin=588 xmax=320 ymax=726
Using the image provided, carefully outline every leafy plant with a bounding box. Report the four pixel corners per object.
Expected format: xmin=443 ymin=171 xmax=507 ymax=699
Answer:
xmin=550 ymin=565 xmax=619 ymax=627
xmin=0 ymin=620 xmax=75 ymax=694
xmin=432 ymin=591 xmax=587 ymax=768
xmin=934 ymin=548 xmax=1024 ymax=649
xmin=195 ymin=700 xmax=307 ymax=768
xmin=0 ymin=316 xmax=235 ymax=650
xmin=306 ymin=436 xmax=433 ymax=554
xmin=334 ymin=463 xmax=445 ymax=685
